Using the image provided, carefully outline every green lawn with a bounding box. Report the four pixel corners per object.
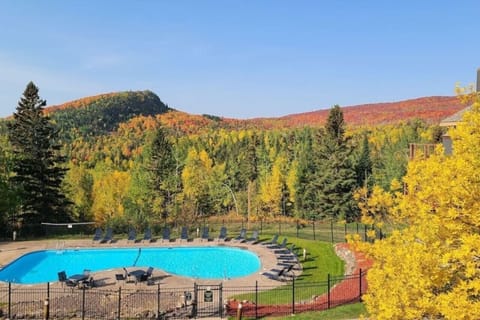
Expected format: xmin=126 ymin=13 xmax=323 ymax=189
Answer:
xmin=232 ymin=236 xmax=345 ymax=304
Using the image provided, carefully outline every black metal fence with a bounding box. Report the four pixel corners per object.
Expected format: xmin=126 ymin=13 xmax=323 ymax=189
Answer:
xmin=33 ymin=219 xmax=382 ymax=244
xmin=0 ymin=270 xmax=366 ymax=319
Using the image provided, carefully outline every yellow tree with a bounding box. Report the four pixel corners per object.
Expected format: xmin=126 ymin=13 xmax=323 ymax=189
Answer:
xmin=181 ymin=148 xmax=226 ymax=217
xmin=357 ymin=97 xmax=480 ymax=319
xmin=258 ymin=156 xmax=285 ymax=219
xmin=91 ymin=168 xmax=131 ymax=224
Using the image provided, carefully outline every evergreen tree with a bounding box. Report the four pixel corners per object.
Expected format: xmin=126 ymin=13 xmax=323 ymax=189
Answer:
xmin=145 ymin=127 xmax=176 ymax=218
xmin=314 ymin=105 xmax=358 ymax=221
xmin=355 ymin=133 xmax=373 ymax=187
xmin=7 ymin=82 xmax=70 ymax=233
xmin=295 ymin=128 xmax=318 ymax=218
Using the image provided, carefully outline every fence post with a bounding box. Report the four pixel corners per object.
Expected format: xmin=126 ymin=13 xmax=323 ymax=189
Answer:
xmin=8 ymin=282 xmax=11 ymax=319
xmin=330 ymin=220 xmax=334 ymax=243
xmin=296 ymin=220 xmax=299 ymax=238
xmin=312 ymin=220 xmax=316 ymax=240
xmin=292 ymin=276 xmax=295 ymax=314
xmin=157 ymin=283 xmax=161 ymax=319
xmin=82 ymin=286 xmax=86 ymax=320
xmin=278 ymin=220 xmax=281 ymax=235
xmin=364 ymin=224 xmax=367 ymax=241
xmin=327 ymin=274 xmax=331 ymax=309
xmin=44 ymin=282 xmax=50 ymax=320
xmin=117 ymin=287 xmax=121 ymax=320
xmin=219 ymin=282 xmax=223 ymax=317
xmin=359 ymin=268 xmax=363 ymax=302
xmin=192 ymin=283 xmax=198 ymax=318
xmin=255 ymin=281 xmax=258 ymax=319
xmin=344 ymin=223 xmax=347 ymax=240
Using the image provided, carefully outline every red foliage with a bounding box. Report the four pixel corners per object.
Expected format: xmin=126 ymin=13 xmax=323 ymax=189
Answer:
xmin=44 ymin=92 xmax=122 ymax=114
xmin=276 ymin=96 xmax=464 ymax=127
xmin=42 ymin=93 xmax=465 ymax=133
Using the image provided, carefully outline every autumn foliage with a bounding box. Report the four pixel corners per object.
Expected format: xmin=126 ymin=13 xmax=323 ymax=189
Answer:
xmin=355 ymin=95 xmax=480 ymax=319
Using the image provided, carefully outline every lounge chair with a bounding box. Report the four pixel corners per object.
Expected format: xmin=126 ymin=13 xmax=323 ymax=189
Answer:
xmin=58 ymin=270 xmax=78 ymax=287
xmin=101 ymin=228 xmax=113 ymax=243
xmin=218 ymin=226 xmax=228 ymax=241
xmin=141 ymin=266 xmax=154 ymax=282
xmin=273 ymin=238 xmax=288 ymax=250
xmin=143 ymin=227 xmax=152 ymax=243
xmin=263 ymin=234 xmax=279 ymax=246
xmin=127 ymin=228 xmax=136 ymax=242
xmin=58 ymin=270 xmax=67 ymax=287
xmin=233 ymin=228 xmax=247 ymax=242
xmin=162 ymin=227 xmax=171 ymax=242
xmin=262 ymin=264 xmax=294 ymax=282
xmin=92 ymin=228 xmax=103 ymax=242
xmin=180 ymin=226 xmax=189 ymax=241
xmin=201 ymin=226 xmax=211 ymax=241
xmin=246 ymin=230 xmax=260 ymax=243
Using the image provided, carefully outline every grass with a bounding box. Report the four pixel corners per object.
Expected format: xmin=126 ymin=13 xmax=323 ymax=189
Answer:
xmin=232 ymin=236 xmax=345 ymax=304
xmin=232 ymin=302 xmax=367 ymax=319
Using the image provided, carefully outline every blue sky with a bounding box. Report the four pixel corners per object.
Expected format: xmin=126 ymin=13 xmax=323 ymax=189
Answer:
xmin=0 ymin=1 xmax=479 ymax=119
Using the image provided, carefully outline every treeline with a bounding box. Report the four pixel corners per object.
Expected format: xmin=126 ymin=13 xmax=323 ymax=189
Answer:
xmin=0 ymin=84 xmax=445 ymax=237
xmin=60 ymin=111 xmax=440 ymax=232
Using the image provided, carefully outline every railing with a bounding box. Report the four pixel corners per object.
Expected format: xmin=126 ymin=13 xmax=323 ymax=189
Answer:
xmin=0 ymin=270 xmax=367 ymax=319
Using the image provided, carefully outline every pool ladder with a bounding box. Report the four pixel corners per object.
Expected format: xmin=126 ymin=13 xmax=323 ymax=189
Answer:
xmin=55 ymin=241 xmax=65 ymax=253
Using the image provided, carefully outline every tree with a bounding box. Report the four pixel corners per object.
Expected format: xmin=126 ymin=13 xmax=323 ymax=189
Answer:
xmin=258 ymin=156 xmax=285 ymax=218
xmin=91 ymin=167 xmax=130 ymax=224
xmin=64 ymin=163 xmax=93 ymax=222
xmin=7 ymin=82 xmax=70 ymax=233
xmin=181 ymin=148 xmax=226 ymax=217
xmin=145 ymin=127 xmax=176 ymax=216
xmin=357 ymin=96 xmax=480 ymax=319
xmin=355 ymin=133 xmax=373 ymax=188
xmin=314 ymin=106 xmax=358 ymax=221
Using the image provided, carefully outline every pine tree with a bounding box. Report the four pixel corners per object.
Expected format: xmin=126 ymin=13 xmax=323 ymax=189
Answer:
xmin=355 ymin=133 xmax=373 ymax=187
xmin=7 ymin=82 xmax=70 ymax=232
xmin=314 ymin=105 xmax=358 ymax=221
xmin=145 ymin=127 xmax=176 ymax=218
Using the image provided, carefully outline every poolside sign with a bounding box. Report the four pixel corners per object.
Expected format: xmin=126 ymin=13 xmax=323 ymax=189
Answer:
xmin=204 ymin=289 xmax=213 ymax=302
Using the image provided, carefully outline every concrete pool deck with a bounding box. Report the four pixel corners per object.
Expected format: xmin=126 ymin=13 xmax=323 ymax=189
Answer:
xmin=0 ymin=237 xmax=299 ymax=289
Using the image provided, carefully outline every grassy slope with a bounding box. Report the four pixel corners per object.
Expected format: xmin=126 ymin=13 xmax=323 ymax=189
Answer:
xmin=233 ymin=236 xmax=344 ymax=304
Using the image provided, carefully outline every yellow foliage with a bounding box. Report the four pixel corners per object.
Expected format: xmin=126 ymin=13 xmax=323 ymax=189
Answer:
xmin=359 ymin=97 xmax=480 ymax=319
xmin=354 ymin=185 xmax=396 ymax=226
xmin=91 ymin=170 xmax=131 ymax=224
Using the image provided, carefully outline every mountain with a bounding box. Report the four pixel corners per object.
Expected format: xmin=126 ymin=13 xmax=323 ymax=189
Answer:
xmin=41 ymin=92 xmax=465 ymax=138
xmin=46 ymin=90 xmax=169 ymax=139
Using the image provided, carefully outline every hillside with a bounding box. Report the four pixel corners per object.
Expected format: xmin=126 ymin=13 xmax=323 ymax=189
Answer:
xmin=46 ymin=90 xmax=169 ymax=140
xmin=248 ymin=96 xmax=464 ymax=128
xmin=40 ymin=92 xmax=465 ymax=137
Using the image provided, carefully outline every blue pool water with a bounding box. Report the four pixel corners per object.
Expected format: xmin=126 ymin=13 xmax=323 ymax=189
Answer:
xmin=0 ymin=246 xmax=261 ymax=284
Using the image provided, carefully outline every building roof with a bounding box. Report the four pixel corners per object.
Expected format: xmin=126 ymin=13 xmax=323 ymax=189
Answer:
xmin=439 ymin=105 xmax=472 ymax=127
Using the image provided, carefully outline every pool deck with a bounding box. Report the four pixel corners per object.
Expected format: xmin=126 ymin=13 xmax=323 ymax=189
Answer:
xmin=0 ymin=237 xmax=299 ymax=289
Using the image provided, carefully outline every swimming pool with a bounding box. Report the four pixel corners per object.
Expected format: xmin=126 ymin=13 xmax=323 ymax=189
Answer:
xmin=0 ymin=246 xmax=261 ymax=284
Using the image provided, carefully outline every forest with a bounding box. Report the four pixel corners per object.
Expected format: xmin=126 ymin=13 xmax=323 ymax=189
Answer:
xmin=0 ymin=86 xmax=451 ymax=237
